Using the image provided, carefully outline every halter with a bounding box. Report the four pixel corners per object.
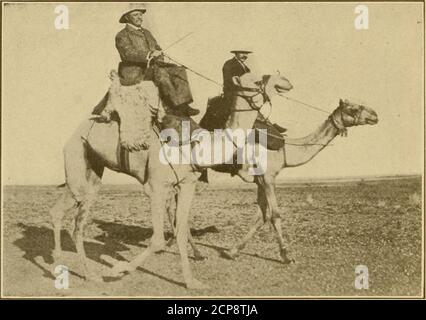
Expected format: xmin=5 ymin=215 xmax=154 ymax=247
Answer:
xmin=232 ymin=76 xmax=271 ymax=112
xmin=352 ymin=104 xmax=365 ymax=125
xmin=329 ymin=104 xmax=348 ymax=136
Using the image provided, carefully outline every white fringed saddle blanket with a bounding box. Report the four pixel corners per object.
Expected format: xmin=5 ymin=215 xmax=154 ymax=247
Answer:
xmin=101 ymin=70 xmax=165 ymax=151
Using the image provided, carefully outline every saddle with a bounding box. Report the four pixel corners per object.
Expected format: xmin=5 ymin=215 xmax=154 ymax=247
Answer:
xmin=199 ymin=95 xmax=285 ymax=151
xmin=199 ymin=95 xmax=232 ymax=131
xmin=159 ymin=114 xmax=201 ymax=147
xmin=90 ymin=71 xmax=165 ymax=152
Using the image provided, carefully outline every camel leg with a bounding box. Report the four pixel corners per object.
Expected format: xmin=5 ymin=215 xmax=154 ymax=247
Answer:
xmin=224 ymin=174 xmax=293 ymax=263
xmin=72 ymin=166 xmax=103 ymax=281
xmin=264 ymin=179 xmax=294 ymax=264
xmin=188 ymin=230 xmax=205 ymax=261
xmin=150 ymin=183 xmax=168 ymax=253
xmin=270 ymin=213 xmax=293 ymax=264
xmin=223 ymin=184 xmax=268 ymax=259
xmin=253 ymin=175 xmax=294 ymax=264
xmin=56 ymin=134 xmax=105 ymax=280
xmin=166 ymin=192 xmax=178 ymax=247
xmin=66 ymin=140 xmax=104 ymax=281
xmin=111 ymin=182 xmax=169 ymax=277
xmin=175 ymin=181 xmax=208 ymax=289
xmin=49 ymin=189 xmax=78 ymax=262
xmin=166 ymin=192 xmax=205 ymax=261
xmin=223 ymin=211 xmax=264 ymax=260
xmin=73 ymin=197 xmax=95 ymax=281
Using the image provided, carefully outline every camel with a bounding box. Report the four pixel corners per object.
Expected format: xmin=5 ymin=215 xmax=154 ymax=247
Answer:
xmin=49 ymin=72 xmax=293 ymax=289
xmin=215 ymin=98 xmax=379 ymax=262
xmin=162 ymin=96 xmax=378 ymax=264
xmin=104 ymin=78 xmax=378 ymax=283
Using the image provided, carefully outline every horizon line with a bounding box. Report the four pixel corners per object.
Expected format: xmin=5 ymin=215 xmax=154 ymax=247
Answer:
xmin=2 ymin=173 xmax=422 ymax=187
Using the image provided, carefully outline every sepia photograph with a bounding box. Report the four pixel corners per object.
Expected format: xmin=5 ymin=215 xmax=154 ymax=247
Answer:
xmin=1 ymin=1 xmax=424 ymax=299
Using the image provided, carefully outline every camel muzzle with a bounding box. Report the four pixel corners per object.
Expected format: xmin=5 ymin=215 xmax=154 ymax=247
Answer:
xmin=366 ymin=112 xmax=379 ymax=125
xmin=275 ymin=84 xmax=292 ymax=93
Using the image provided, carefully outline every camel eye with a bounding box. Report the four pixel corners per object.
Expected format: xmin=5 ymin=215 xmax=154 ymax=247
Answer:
xmin=348 ymin=107 xmax=357 ymax=114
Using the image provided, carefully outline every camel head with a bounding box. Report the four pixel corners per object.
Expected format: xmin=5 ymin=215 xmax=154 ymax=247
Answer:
xmin=264 ymin=73 xmax=294 ymax=95
xmin=330 ymin=99 xmax=378 ymax=134
xmin=233 ymin=73 xmax=293 ymax=100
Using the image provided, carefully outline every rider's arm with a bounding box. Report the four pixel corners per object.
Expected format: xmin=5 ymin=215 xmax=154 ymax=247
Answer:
xmin=115 ymin=33 xmax=150 ymax=63
xmin=144 ymin=29 xmax=162 ymax=51
xmin=222 ymin=61 xmax=236 ymax=93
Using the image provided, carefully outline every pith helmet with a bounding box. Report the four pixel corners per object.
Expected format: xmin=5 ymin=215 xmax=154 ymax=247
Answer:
xmin=119 ymin=5 xmax=147 ymax=23
xmin=230 ymin=49 xmax=253 ymax=54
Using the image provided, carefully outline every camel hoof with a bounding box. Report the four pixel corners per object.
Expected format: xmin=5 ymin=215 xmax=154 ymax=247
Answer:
xmin=110 ymin=261 xmax=135 ymax=277
xmin=166 ymin=238 xmax=176 ymax=247
xmin=193 ymin=254 xmax=207 ymax=261
xmin=85 ymin=272 xmax=104 ymax=283
xmin=186 ymin=278 xmax=209 ymax=290
xmin=151 ymin=242 xmax=166 ymax=253
xmin=196 ymin=181 xmax=209 ymax=193
xmin=280 ymin=249 xmax=295 ymax=265
xmin=221 ymin=249 xmax=238 ymax=260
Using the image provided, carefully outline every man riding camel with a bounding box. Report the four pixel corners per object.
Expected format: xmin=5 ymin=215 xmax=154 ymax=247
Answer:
xmin=93 ymin=6 xmax=200 ymax=117
xmin=222 ymin=49 xmax=287 ymax=134
xmin=198 ymin=49 xmax=289 ymax=183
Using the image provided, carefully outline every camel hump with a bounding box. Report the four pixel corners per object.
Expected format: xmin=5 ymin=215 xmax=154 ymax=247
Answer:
xmin=103 ymin=75 xmax=165 ymax=152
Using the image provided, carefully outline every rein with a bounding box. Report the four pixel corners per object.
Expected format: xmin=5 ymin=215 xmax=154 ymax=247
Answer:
xmin=152 ymin=122 xmax=184 ymax=187
xmin=329 ymin=106 xmax=348 ymax=136
xmin=232 ymin=78 xmax=271 ymax=113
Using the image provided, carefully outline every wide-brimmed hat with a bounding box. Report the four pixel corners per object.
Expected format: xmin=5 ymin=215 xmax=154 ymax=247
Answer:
xmin=230 ymin=49 xmax=253 ymax=54
xmin=119 ymin=7 xmax=147 ymax=23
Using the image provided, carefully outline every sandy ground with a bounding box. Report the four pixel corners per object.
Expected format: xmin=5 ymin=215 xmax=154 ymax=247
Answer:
xmin=1 ymin=177 xmax=422 ymax=297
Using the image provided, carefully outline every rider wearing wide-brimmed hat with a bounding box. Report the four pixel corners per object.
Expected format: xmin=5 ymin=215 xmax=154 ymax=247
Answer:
xmin=222 ymin=49 xmax=287 ymax=134
xmin=93 ymin=5 xmax=200 ymax=117
xmin=222 ymin=49 xmax=253 ymax=98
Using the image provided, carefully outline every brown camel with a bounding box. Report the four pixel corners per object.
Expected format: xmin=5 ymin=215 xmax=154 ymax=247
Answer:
xmin=49 ymin=72 xmax=292 ymax=289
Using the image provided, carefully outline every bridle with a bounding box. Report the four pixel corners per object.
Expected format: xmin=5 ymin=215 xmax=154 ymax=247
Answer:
xmin=329 ymin=102 xmax=365 ymax=136
xmin=232 ymin=76 xmax=272 ymax=112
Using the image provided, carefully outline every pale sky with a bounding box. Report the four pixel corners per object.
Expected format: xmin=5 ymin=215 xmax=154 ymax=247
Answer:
xmin=2 ymin=2 xmax=424 ymax=185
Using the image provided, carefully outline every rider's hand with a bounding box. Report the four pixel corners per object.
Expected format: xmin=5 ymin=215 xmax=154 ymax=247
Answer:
xmin=150 ymin=50 xmax=163 ymax=58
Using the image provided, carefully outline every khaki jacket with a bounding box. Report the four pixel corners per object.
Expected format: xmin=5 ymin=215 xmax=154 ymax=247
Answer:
xmin=222 ymin=57 xmax=251 ymax=96
xmin=115 ymin=24 xmax=162 ymax=85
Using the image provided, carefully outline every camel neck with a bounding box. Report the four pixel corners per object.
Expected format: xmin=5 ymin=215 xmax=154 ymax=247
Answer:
xmin=284 ymin=117 xmax=340 ymax=167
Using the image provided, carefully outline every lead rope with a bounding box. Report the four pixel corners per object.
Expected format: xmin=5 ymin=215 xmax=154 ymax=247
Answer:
xmin=162 ymin=53 xmax=223 ymax=87
xmin=161 ymin=53 xmax=333 ymax=120
xmin=83 ymin=119 xmax=97 ymax=142
xmin=152 ymin=123 xmax=182 ymax=188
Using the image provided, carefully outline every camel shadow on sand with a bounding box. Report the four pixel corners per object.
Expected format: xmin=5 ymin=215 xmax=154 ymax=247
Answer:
xmin=12 ymin=220 xmax=221 ymax=287
xmin=197 ymin=242 xmax=285 ymax=265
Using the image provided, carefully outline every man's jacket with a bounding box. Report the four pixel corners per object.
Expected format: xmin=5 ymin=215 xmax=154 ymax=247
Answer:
xmin=114 ymin=24 xmax=193 ymax=107
xmin=222 ymin=57 xmax=250 ymax=96
xmin=115 ymin=24 xmax=161 ymax=85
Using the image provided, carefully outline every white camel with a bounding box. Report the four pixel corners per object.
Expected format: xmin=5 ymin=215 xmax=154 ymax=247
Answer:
xmin=49 ymin=72 xmax=293 ymax=289
xmin=221 ymin=98 xmax=379 ymax=261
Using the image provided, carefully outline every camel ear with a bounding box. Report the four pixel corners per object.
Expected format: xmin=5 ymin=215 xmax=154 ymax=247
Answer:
xmin=232 ymin=76 xmax=241 ymax=86
xmin=339 ymin=99 xmax=344 ymax=107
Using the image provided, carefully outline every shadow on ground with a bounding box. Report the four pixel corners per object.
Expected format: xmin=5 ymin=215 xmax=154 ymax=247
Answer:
xmin=12 ymin=220 xmax=222 ymax=286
